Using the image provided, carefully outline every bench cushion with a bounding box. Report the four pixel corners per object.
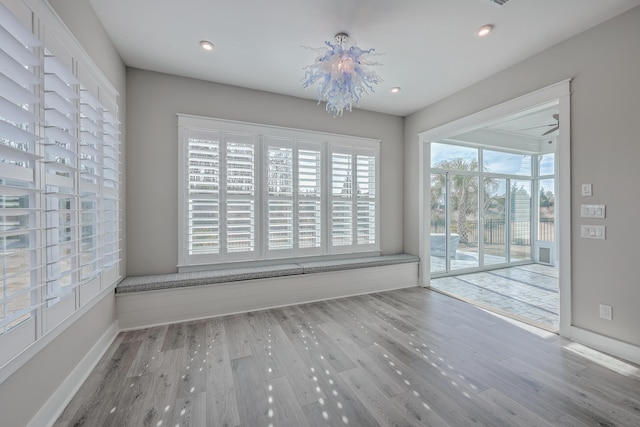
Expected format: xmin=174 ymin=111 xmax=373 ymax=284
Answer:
xmin=298 ymin=254 xmax=419 ymax=274
xmin=117 ymin=264 xmax=303 ymax=293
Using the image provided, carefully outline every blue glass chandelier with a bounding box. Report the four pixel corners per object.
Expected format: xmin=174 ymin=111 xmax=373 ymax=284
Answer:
xmin=302 ymin=33 xmax=382 ymax=117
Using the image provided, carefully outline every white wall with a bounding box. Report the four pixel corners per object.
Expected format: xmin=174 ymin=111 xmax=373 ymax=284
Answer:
xmin=0 ymin=1 xmax=126 ymax=426
xmin=126 ymin=69 xmax=404 ymax=275
xmin=405 ymin=7 xmax=640 ymax=347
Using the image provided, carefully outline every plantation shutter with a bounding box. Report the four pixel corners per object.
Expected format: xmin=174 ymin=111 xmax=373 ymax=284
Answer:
xmin=225 ymin=134 xmax=256 ymax=258
xmin=266 ymin=138 xmax=294 ymax=254
xmin=43 ymin=45 xmax=80 ymax=326
xmin=101 ymin=94 xmax=120 ymax=277
xmin=356 ymin=150 xmax=377 ymax=249
xmin=297 ymin=143 xmax=322 ymax=253
xmin=178 ymin=115 xmax=378 ymax=267
xmin=79 ymin=86 xmax=102 ymax=293
xmin=0 ymin=1 xmax=42 ymax=363
xmin=187 ymin=130 xmax=221 ymax=258
xmin=330 ymin=148 xmax=353 ymax=251
xmin=329 ymin=146 xmax=379 ymax=253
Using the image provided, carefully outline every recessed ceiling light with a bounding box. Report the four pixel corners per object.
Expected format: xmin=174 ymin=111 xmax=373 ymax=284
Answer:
xmin=200 ymin=40 xmax=215 ymax=51
xmin=391 ymin=87 xmax=401 ymax=94
xmin=476 ymin=24 xmax=494 ymax=37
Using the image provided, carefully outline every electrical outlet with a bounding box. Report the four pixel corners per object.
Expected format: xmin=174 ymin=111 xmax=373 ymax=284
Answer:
xmin=582 ymin=184 xmax=592 ymax=197
xmin=599 ymin=304 xmax=612 ymax=320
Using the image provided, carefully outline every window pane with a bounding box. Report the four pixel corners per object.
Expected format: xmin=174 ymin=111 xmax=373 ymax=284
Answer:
xmin=431 ymin=143 xmax=477 ymax=169
xmin=484 ymin=150 xmax=532 ymax=176
xmin=539 ymin=178 xmax=555 ymax=242
xmin=0 ymin=190 xmax=36 ymax=334
xmin=539 ymin=153 xmax=554 ymax=176
xmin=510 ymin=180 xmax=531 ymax=261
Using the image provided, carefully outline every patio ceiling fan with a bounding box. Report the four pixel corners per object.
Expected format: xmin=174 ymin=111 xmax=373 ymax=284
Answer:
xmin=519 ymin=114 xmax=559 ymax=135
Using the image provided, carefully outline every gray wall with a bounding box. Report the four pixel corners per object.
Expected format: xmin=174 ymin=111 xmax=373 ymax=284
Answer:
xmin=0 ymin=2 xmax=126 ymax=426
xmin=0 ymin=296 xmax=116 ymax=427
xmin=405 ymin=7 xmax=640 ymax=346
xmin=126 ymin=69 xmax=404 ymax=275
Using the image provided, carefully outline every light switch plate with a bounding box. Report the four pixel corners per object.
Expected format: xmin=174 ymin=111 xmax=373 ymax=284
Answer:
xmin=599 ymin=304 xmax=612 ymax=320
xmin=581 ymin=225 xmax=606 ymax=239
xmin=581 ymin=184 xmax=592 ymax=196
xmin=580 ymin=204 xmax=606 ymax=218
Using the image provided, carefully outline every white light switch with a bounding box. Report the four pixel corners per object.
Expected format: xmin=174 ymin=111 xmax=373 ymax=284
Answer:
xmin=581 ymin=225 xmax=605 ymax=239
xmin=582 ymin=184 xmax=592 ymax=197
xmin=580 ymin=204 xmax=606 ymax=218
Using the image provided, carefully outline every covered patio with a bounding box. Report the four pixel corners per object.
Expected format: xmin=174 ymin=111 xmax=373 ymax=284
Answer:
xmin=430 ymin=263 xmax=559 ymax=330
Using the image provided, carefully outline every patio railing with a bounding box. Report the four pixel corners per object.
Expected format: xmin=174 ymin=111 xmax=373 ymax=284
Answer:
xmin=430 ymin=218 xmax=554 ymax=245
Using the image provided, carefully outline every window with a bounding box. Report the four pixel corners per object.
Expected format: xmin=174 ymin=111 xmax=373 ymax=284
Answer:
xmin=178 ymin=115 xmax=380 ymax=268
xmin=0 ymin=2 xmax=121 ymax=368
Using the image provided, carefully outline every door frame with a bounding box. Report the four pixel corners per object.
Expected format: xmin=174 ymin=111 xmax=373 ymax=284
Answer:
xmin=418 ymin=80 xmax=571 ymax=337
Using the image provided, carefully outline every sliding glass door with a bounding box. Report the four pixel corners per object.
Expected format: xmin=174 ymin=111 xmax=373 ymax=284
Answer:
xmin=429 ymin=143 xmax=535 ymax=277
xmin=483 ymin=178 xmax=507 ymax=265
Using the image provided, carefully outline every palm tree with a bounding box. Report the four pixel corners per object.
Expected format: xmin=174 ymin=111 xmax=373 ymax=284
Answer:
xmin=431 ymin=158 xmax=479 ymax=244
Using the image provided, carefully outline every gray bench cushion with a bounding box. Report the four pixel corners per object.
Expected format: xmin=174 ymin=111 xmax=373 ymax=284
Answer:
xmin=117 ymin=264 xmax=303 ymax=293
xmin=298 ymin=254 xmax=419 ymax=274
xmin=116 ymin=254 xmax=419 ymax=294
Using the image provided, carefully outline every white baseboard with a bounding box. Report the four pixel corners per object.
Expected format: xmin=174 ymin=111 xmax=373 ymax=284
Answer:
xmin=28 ymin=321 xmax=120 ymax=427
xmin=117 ymin=263 xmax=419 ymax=330
xmin=569 ymin=326 xmax=640 ymax=365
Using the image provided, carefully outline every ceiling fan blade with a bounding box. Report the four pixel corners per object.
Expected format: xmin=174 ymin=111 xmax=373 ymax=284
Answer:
xmin=519 ymin=124 xmax=554 ymax=131
xmin=542 ymin=126 xmax=559 ymax=136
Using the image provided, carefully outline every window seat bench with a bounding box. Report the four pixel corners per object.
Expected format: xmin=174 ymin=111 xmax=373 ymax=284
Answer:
xmin=115 ymin=254 xmax=420 ymax=330
xmin=116 ymin=254 xmax=419 ymax=293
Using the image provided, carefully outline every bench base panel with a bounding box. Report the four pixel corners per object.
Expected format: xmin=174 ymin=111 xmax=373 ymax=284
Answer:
xmin=116 ymin=262 xmax=418 ymax=330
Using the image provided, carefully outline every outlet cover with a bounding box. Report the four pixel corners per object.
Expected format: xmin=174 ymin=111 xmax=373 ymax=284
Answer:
xmin=599 ymin=304 xmax=612 ymax=320
xmin=582 ymin=184 xmax=593 ymax=196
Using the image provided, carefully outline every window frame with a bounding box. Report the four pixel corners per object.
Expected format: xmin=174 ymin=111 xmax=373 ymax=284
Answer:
xmin=178 ymin=114 xmax=380 ymax=270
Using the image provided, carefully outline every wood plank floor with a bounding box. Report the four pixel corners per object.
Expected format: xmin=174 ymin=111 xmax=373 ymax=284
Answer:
xmin=54 ymin=288 xmax=640 ymax=426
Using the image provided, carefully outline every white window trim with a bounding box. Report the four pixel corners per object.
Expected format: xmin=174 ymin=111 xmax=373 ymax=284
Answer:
xmin=178 ymin=114 xmax=380 ymax=271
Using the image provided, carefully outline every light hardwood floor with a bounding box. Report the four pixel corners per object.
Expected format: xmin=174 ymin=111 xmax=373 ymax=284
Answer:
xmin=54 ymin=288 xmax=640 ymax=426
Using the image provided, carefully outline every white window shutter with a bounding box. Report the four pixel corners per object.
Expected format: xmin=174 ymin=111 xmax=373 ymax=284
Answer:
xmin=43 ymin=48 xmax=80 ymax=319
xmin=297 ymin=145 xmax=322 ymax=252
xmin=0 ymin=1 xmax=42 ymax=365
xmin=187 ymin=131 xmax=221 ymax=256
xmin=178 ymin=115 xmax=378 ymax=268
xmin=225 ymin=135 xmax=256 ymax=257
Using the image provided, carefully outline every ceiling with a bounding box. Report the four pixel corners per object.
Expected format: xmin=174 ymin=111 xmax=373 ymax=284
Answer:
xmin=89 ymin=0 xmax=640 ymax=117
xmin=451 ymin=102 xmax=560 ymax=153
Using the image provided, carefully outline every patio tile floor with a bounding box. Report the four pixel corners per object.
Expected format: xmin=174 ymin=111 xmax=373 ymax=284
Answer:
xmin=430 ymin=263 xmax=559 ymax=330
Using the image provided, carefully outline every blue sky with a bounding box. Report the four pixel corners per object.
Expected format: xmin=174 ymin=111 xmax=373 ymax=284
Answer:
xmin=431 ymin=143 xmax=551 ymax=177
